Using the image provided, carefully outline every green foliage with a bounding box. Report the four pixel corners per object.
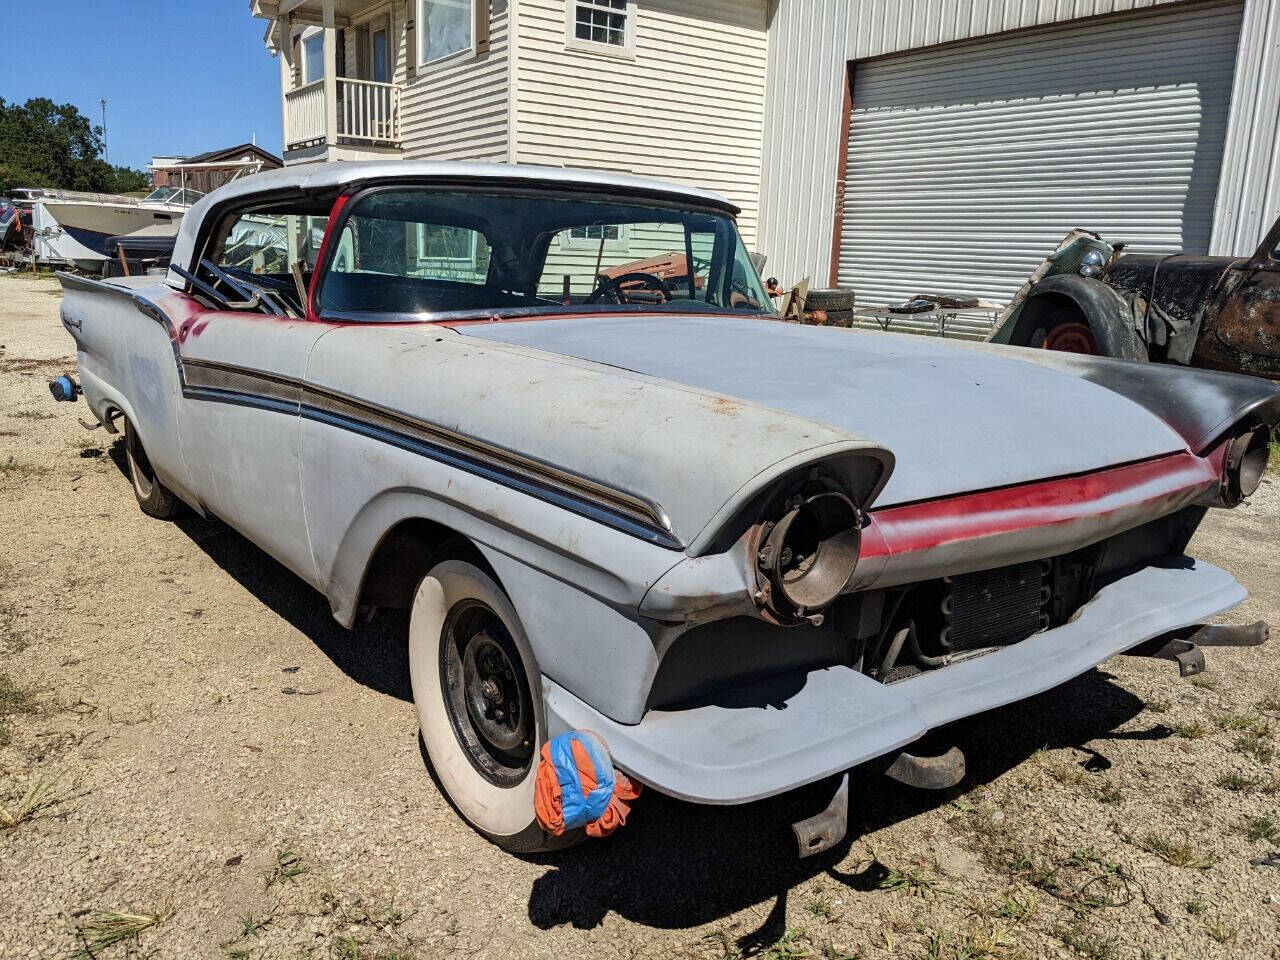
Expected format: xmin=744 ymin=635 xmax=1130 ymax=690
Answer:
xmin=0 ymin=97 xmax=150 ymax=194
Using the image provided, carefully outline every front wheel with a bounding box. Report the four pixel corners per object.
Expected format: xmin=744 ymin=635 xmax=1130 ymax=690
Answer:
xmin=409 ymin=552 xmax=577 ymax=853
xmin=123 ymin=418 xmax=182 ymax=519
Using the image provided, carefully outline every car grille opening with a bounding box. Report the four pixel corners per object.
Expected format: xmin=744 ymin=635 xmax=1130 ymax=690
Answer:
xmin=943 ymin=560 xmax=1049 ymax=653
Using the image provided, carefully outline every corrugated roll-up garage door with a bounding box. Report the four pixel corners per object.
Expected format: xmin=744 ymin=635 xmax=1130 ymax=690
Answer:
xmin=836 ymin=1 xmax=1243 ymax=311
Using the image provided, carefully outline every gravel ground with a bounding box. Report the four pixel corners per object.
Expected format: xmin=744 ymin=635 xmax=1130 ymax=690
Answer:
xmin=1 ymin=273 xmax=1278 ymax=960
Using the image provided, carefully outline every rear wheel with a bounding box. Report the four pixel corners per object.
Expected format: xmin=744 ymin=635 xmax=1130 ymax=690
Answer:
xmin=409 ymin=549 xmax=578 ymax=853
xmin=123 ymin=418 xmax=182 ymax=519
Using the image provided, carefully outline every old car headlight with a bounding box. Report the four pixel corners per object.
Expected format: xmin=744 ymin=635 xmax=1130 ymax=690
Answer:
xmin=1078 ymin=250 xmax=1105 ymax=278
xmin=756 ymin=490 xmax=861 ymax=623
xmin=1222 ymin=425 xmax=1271 ymax=505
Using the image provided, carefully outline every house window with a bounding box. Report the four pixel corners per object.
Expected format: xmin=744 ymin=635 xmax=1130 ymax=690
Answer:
xmin=302 ymin=33 xmax=325 ymax=84
xmin=573 ymin=0 xmax=628 ymax=47
xmin=420 ymin=0 xmax=473 ymax=65
xmin=570 ymin=224 xmax=622 ymax=242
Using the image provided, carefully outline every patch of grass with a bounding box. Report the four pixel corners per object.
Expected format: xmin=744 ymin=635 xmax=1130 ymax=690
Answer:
xmin=1205 ymin=918 xmax=1237 ymax=944
xmin=1218 ymin=712 xmax=1262 ymax=731
xmin=1173 ymin=721 xmax=1209 ymax=740
xmin=1234 ymin=721 xmax=1274 ymax=761
xmin=1047 ymin=764 xmax=1088 ymax=786
xmin=1215 ymin=771 xmax=1260 ymax=792
xmin=1188 ymin=676 xmax=1218 ymax=691
xmin=0 ymin=456 xmax=50 ymax=479
xmin=877 ymin=865 xmax=938 ymax=896
xmin=70 ymin=908 xmax=167 ymax=959
xmin=1138 ymin=833 xmax=1213 ymax=870
xmin=1095 ymin=782 xmax=1124 ymax=805
xmin=0 ymin=775 xmax=75 ymax=829
xmin=0 ymin=672 xmax=36 ymax=746
xmin=1185 ymin=898 xmax=1208 ymax=916
xmin=1257 ymin=692 xmax=1280 ymax=714
xmin=761 ymin=929 xmax=811 ymax=960
xmin=1240 ymin=816 xmax=1279 ymax=843
xmin=263 ymin=844 xmax=306 ymax=889
xmin=996 ymin=890 xmax=1037 ymax=922
xmin=1145 ymin=697 xmax=1172 ymax=714
xmin=1057 ymin=922 xmax=1119 ymax=960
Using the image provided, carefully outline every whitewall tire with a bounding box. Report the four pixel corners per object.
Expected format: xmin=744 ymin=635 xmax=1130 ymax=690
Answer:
xmin=409 ymin=554 xmax=576 ymax=852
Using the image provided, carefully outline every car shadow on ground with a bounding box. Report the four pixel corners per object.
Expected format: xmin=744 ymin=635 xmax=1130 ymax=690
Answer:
xmin=520 ymin=669 xmax=1167 ymax=936
xmin=108 ymin=446 xmax=1172 ymax=937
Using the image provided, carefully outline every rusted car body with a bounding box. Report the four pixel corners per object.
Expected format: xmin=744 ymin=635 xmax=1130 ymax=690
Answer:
xmin=992 ymin=216 xmax=1280 ymax=379
xmin=53 ymin=162 xmax=1278 ymax=856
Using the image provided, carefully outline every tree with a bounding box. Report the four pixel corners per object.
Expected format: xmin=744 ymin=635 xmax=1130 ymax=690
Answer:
xmin=0 ymin=97 xmax=150 ymax=194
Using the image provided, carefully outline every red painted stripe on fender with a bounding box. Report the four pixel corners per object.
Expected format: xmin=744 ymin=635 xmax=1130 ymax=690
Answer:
xmin=863 ymin=452 xmax=1217 ymax=558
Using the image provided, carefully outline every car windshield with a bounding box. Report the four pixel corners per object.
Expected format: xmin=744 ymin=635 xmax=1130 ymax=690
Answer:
xmin=316 ymin=188 xmax=773 ymax=320
xmin=144 ymin=186 xmax=205 ymax=205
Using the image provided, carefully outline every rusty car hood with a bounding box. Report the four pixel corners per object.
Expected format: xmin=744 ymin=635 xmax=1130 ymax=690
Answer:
xmin=463 ymin=313 xmax=1189 ymax=508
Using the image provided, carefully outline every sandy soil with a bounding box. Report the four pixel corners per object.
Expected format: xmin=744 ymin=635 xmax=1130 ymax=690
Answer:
xmin=1 ymin=273 xmax=1278 ymax=960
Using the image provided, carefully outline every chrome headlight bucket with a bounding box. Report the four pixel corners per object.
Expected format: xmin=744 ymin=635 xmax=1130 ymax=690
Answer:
xmin=755 ymin=489 xmax=861 ymax=625
xmin=1222 ymin=425 xmax=1271 ymax=505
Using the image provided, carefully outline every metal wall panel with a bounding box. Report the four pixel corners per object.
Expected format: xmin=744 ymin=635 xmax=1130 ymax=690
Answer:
xmin=837 ymin=2 xmax=1243 ymax=307
xmin=758 ymin=0 xmax=1279 ymax=287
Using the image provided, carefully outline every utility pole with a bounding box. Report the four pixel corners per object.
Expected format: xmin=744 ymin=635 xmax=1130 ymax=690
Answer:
xmin=99 ymin=98 xmax=109 ymax=163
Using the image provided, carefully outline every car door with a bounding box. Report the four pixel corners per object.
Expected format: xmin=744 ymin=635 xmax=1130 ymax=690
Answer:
xmin=1207 ymin=217 xmax=1280 ymax=370
xmin=174 ymin=207 xmax=332 ymax=588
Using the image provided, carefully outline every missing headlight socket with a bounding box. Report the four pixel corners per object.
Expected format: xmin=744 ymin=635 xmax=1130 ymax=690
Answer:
xmin=752 ymin=477 xmax=862 ymax=627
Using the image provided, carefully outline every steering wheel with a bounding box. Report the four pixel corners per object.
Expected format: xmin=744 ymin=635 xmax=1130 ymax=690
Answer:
xmin=585 ymin=271 xmax=674 ymax=305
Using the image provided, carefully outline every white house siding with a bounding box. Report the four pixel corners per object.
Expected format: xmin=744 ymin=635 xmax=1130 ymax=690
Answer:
xmin=397 ymin=0 xmax=512 ymax=161
xmin=758 ymin=0 xmax=1280 ymax=286
xmin=511 ymin=0 xmax=769 ymax=247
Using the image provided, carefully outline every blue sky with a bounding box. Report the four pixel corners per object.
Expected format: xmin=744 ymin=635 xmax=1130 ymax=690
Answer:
xmin=0 ymin=1 xmax=282 ymax=170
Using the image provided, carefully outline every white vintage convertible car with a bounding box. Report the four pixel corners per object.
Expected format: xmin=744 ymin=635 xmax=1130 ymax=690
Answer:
xmin=57 ymin=162 xmax=1277 ymax=854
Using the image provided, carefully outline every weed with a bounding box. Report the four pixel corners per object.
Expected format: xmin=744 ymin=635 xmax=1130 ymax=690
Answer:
xmin=761 ymin=928 xmax=811 ymax=959
xmin=0 ymin=457 xmax=49 ymax=479
xmin=0 ymin=775 xmax=75 ymax=828
xmin=1172 ymin=722 xmax=1208 ymax=740
xmin=1215 ymin=771 xmax=1259 ymax=792
xmin=822 ymin=944 xmax=862 ymax=960
xmin=9 ymin=409 xmax=54 ymax=420
xmin=238 ymin=911 xmax=273 ymax=937
xmin=1138 ymin=833 xmax=1213 ymax=869
xmin=70 ymin=908 xmax=166 ymax=958
xmin=878 ymin=866 xmax=938 ymax=896
xmin=1205 ymin=918 xmax=1237 ymax=944
xmin=1241 ymin=816 xmax=1279 ymax=843
xmin=1095 ymin=782 xmax=1124 ymax=805
xmin=1185 ymin=898 xmax=1208 ymax=916
xmin=0 ymin=672 xmax=36 ymax=747
xmin=1048 ymin=764 xmax=1088 ymax=786
xmin=1189 ymin=676 xmax=1218 ymax=691
xmin=263 ymin=844 xmax=306 ymax=889
xmin=1258 ymin=692 xmax=1280 ymax=714
xmin=996 ymin=890 xmax=1037 ymax=922
xmin=1218 ymin=712 xmax=1261 ymax=731
xmin=1145 ymin=697 xmax=1171 ymax=714
xmin=1057 ymin=922 xmax=1118 ymax=960
xmin=806 ymin=895 xmax=834 ymax=920
xmin=1234 ymin=723 xmax=1274 ymax=761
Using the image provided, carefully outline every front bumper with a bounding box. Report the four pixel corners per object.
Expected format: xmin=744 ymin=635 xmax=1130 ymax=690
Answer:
xmin=545 ymin=556 xmax=1245 ymax=804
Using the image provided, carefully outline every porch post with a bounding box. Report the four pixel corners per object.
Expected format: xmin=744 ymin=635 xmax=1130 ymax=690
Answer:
xmin=276 ymin=17 xmax=292 ymax=153
xmin=322 ymin=0 xmax=339 ymax=147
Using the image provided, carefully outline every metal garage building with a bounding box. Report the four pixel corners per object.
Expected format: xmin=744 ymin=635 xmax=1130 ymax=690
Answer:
xmin=758 ymin=0 xmax=1280 ymax=307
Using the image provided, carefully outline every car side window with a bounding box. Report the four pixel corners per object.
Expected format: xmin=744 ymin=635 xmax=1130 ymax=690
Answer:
xmin=326 ymin=209 xmax=491 ymax=286
xmin=213 ymin=210 xmax=328 ymax=276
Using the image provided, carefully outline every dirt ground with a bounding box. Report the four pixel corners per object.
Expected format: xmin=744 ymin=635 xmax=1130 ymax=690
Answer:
xmin=1 ymin=273 xmax=1278 ymax=960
